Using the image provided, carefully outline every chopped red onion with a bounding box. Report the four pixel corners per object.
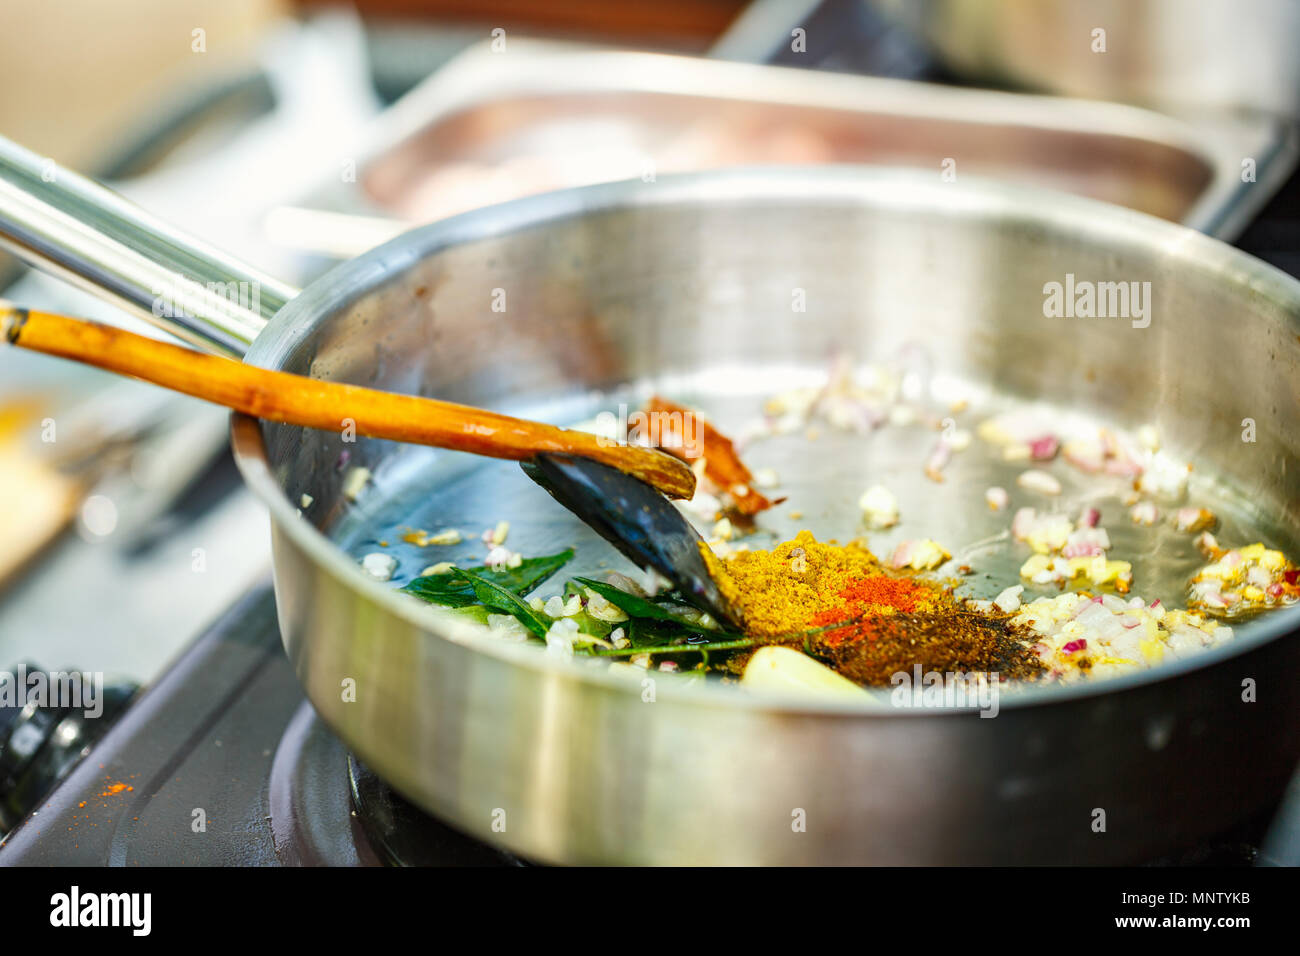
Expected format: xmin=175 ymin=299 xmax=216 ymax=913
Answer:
xmin=1028 ymin=435 xmax=1059 ymax=460
xmin=1063 ymin=439 xmax=1106 ymax=473
xmin=889 ymin=540 xmax=916 ymax=569
xmin=924 ymin=439 xmax=952 ymax=482
xmin=1011 ymin=507 xmax=1037 ymax=539
xmin=1129 ymin=502 xmax=1159 ymax=526
xmin=1247 ymin=565 xmax=1272 ymax=589
xmin=1062 ymin=542 xmax=1104 ymax=558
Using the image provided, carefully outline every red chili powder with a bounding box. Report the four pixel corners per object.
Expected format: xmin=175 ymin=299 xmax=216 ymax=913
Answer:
xmin=811 ymin=574 xmax=933 ymax=645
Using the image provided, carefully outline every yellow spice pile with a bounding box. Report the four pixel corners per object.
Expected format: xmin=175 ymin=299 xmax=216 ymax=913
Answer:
xmin=704 ymin=530 xmax=942 ymax=638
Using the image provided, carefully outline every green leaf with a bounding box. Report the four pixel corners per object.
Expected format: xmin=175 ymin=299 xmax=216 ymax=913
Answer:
xmin=402 ymin=549 xmax=574 ymax=607
xmin=401 ymin=573 xmax=480 ymax=608
xmin=572 ymin=577 xmax=719 ymax=630
xmin=478 ymin=548 xmax=575 ymax=594
xmin=452 ymin=604 xmax=492 ymax=626
xmin=452 ymin=568 xmax=553 ymax=639
xmin=651 ymin=589 xmax=689 ymax=605
xmin=627 ymin=617 xmax=695 ymax=648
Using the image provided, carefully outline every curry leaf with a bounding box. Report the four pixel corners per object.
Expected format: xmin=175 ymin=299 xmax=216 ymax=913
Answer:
xmin=401 ymin=573 xmax=480 ymax=608
xmin=452 ymin=604 xmax=491 ymax=626
xmin=402 ymin=548 xmax=574 ymax=607
xmin=626 ymin=617 xmax=696 ymax=648
xmin=477 ymin=548 xmax=575 ymax=594
xmin=452 ymin=568 xmax=553 ymax=639
xmin=572 ymin=577 xmax=720 ymax=630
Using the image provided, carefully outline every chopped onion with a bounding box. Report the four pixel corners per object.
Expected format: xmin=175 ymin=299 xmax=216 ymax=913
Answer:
xmin=1129 ymin=501 xmax=1159 ymax=526
xmin=1028 ymin=435 xmax=1059 ymax=460
xmin=361 ymin=553 xmax=396 ymax=581
xmin=1011 ymin=507 xmax=1036 ymax=539
xmin=858 ymin=484 xmax=900 ymax=529
xmin=1174 ymin=507 xmax=1217 ymax=533
xmin=924 ymin=439 xmax=952 ymax=482
xmin=889 ymin=538 xmax=950 ymax=570
xmin=1063 ymin=438 xmax=1106 ymax=473
xmin=1016 ymin=469 xmax=1062 ymax=496
xmin=993 ymin=585 xmax=1025 ymax=613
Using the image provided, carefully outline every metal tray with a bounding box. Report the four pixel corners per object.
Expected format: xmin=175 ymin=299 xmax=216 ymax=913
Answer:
xmin=275 ymin=39 xmax=1297 ymax=260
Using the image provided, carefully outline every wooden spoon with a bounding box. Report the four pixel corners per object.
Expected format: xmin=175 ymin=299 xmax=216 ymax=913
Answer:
xmin=0 ymin=303 xmax=696 ymax=500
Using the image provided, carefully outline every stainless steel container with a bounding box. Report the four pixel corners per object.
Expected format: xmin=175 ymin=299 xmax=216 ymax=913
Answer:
xmin=876 ymin=0 xmax=1300 ymax=119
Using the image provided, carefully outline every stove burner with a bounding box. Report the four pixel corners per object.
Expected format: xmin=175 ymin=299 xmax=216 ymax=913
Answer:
xmin=267 ymin=701 xmax=522 ymax=866
xmin=347 ymin=755 xmax=524 ymax=867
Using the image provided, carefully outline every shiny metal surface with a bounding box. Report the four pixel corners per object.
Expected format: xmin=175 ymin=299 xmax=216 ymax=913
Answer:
xmin=298 ymin=39 xmax=1294 ymax=247
xmin=876 ymin=0 xmax=1300 ymax=120
xmin=0 ymin=137 xmax=295 ymax=357
xmin=3 ymin=135 xmax=1299 ymax=861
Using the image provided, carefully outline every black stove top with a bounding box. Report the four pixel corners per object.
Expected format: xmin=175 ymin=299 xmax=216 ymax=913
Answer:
xmin=0 ymin=585 xmax=520 ymax=866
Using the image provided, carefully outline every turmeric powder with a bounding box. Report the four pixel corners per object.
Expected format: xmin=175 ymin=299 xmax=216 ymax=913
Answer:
xmin=705 ymin=530 xmax=941 ymax=638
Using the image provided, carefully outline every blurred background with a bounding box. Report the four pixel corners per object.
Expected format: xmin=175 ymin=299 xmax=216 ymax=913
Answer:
xmin=1 ymin=0 xmax=1298 ymax=690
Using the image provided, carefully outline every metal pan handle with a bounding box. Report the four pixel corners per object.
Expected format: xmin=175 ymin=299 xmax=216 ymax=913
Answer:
xmin=0 ymin=136 xmax=299 ymax=359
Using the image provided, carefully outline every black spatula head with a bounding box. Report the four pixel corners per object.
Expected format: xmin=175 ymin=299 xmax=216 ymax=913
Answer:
xmin=520 ymin=453 xmax=741 ymax=628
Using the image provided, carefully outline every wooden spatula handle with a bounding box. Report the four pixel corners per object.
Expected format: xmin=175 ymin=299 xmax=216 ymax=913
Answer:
xmin=2 ymin=305 xmax=696 ymax=499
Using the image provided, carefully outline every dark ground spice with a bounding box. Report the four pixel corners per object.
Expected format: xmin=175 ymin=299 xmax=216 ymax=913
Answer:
xmin=725 ymin=603 xmax=1045 ymax=686
xmin=710 ymin=532 xmax=1046 ymax=686
xmin=806 ymin=603 xmax=1046 ymax=685
xmin=707 ymin=535 xmax=1050 ymax=686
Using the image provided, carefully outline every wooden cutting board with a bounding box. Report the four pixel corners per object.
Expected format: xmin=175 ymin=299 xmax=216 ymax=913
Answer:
xmin=0 ymin=405 xmax=81 ymax=590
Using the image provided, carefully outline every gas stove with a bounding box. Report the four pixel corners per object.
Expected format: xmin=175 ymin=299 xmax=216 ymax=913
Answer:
xmin=0 ymin=585 xmax=521 ymax=867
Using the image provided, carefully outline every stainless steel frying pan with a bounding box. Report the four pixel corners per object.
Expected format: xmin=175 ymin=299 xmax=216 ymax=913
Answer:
xmin=2 ymin=135 xmax=1298 ymax=864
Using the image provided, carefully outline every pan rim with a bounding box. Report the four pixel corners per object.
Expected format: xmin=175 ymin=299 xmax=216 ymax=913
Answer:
xmin=232 ymin=164 xmax=1300 ymax=716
